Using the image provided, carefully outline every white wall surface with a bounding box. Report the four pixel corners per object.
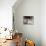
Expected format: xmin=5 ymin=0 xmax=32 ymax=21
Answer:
xmin=13 ymin=0 xmax=41 ymax=46
xmin=41 ymin=0 xmax=46 ymax=46
xmin=13 ymin=0 xmax=46 ymax=46
xmin=0 ymin=0 xmax=16 ymax=30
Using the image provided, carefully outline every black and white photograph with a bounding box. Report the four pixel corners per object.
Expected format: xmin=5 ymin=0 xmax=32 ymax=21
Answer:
xmin=23 ymin=16 xmax=34 ymax=25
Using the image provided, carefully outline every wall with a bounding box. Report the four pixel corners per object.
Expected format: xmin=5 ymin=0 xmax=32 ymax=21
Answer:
xmin=41 ymin=0 xmax=46 ymax=46
xmin=0 ymin=0 xmax=16 ymax=30
xmin=13 ymin=0 xmax=41 ymax=46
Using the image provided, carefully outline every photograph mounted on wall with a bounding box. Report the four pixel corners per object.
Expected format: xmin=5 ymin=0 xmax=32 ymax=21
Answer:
xmin=23 ymin=16 xmax=34 ymax=25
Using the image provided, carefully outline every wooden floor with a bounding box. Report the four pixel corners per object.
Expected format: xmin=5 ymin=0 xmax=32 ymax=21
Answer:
xmin=0 ymin=39 xmax=16 ymax=46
